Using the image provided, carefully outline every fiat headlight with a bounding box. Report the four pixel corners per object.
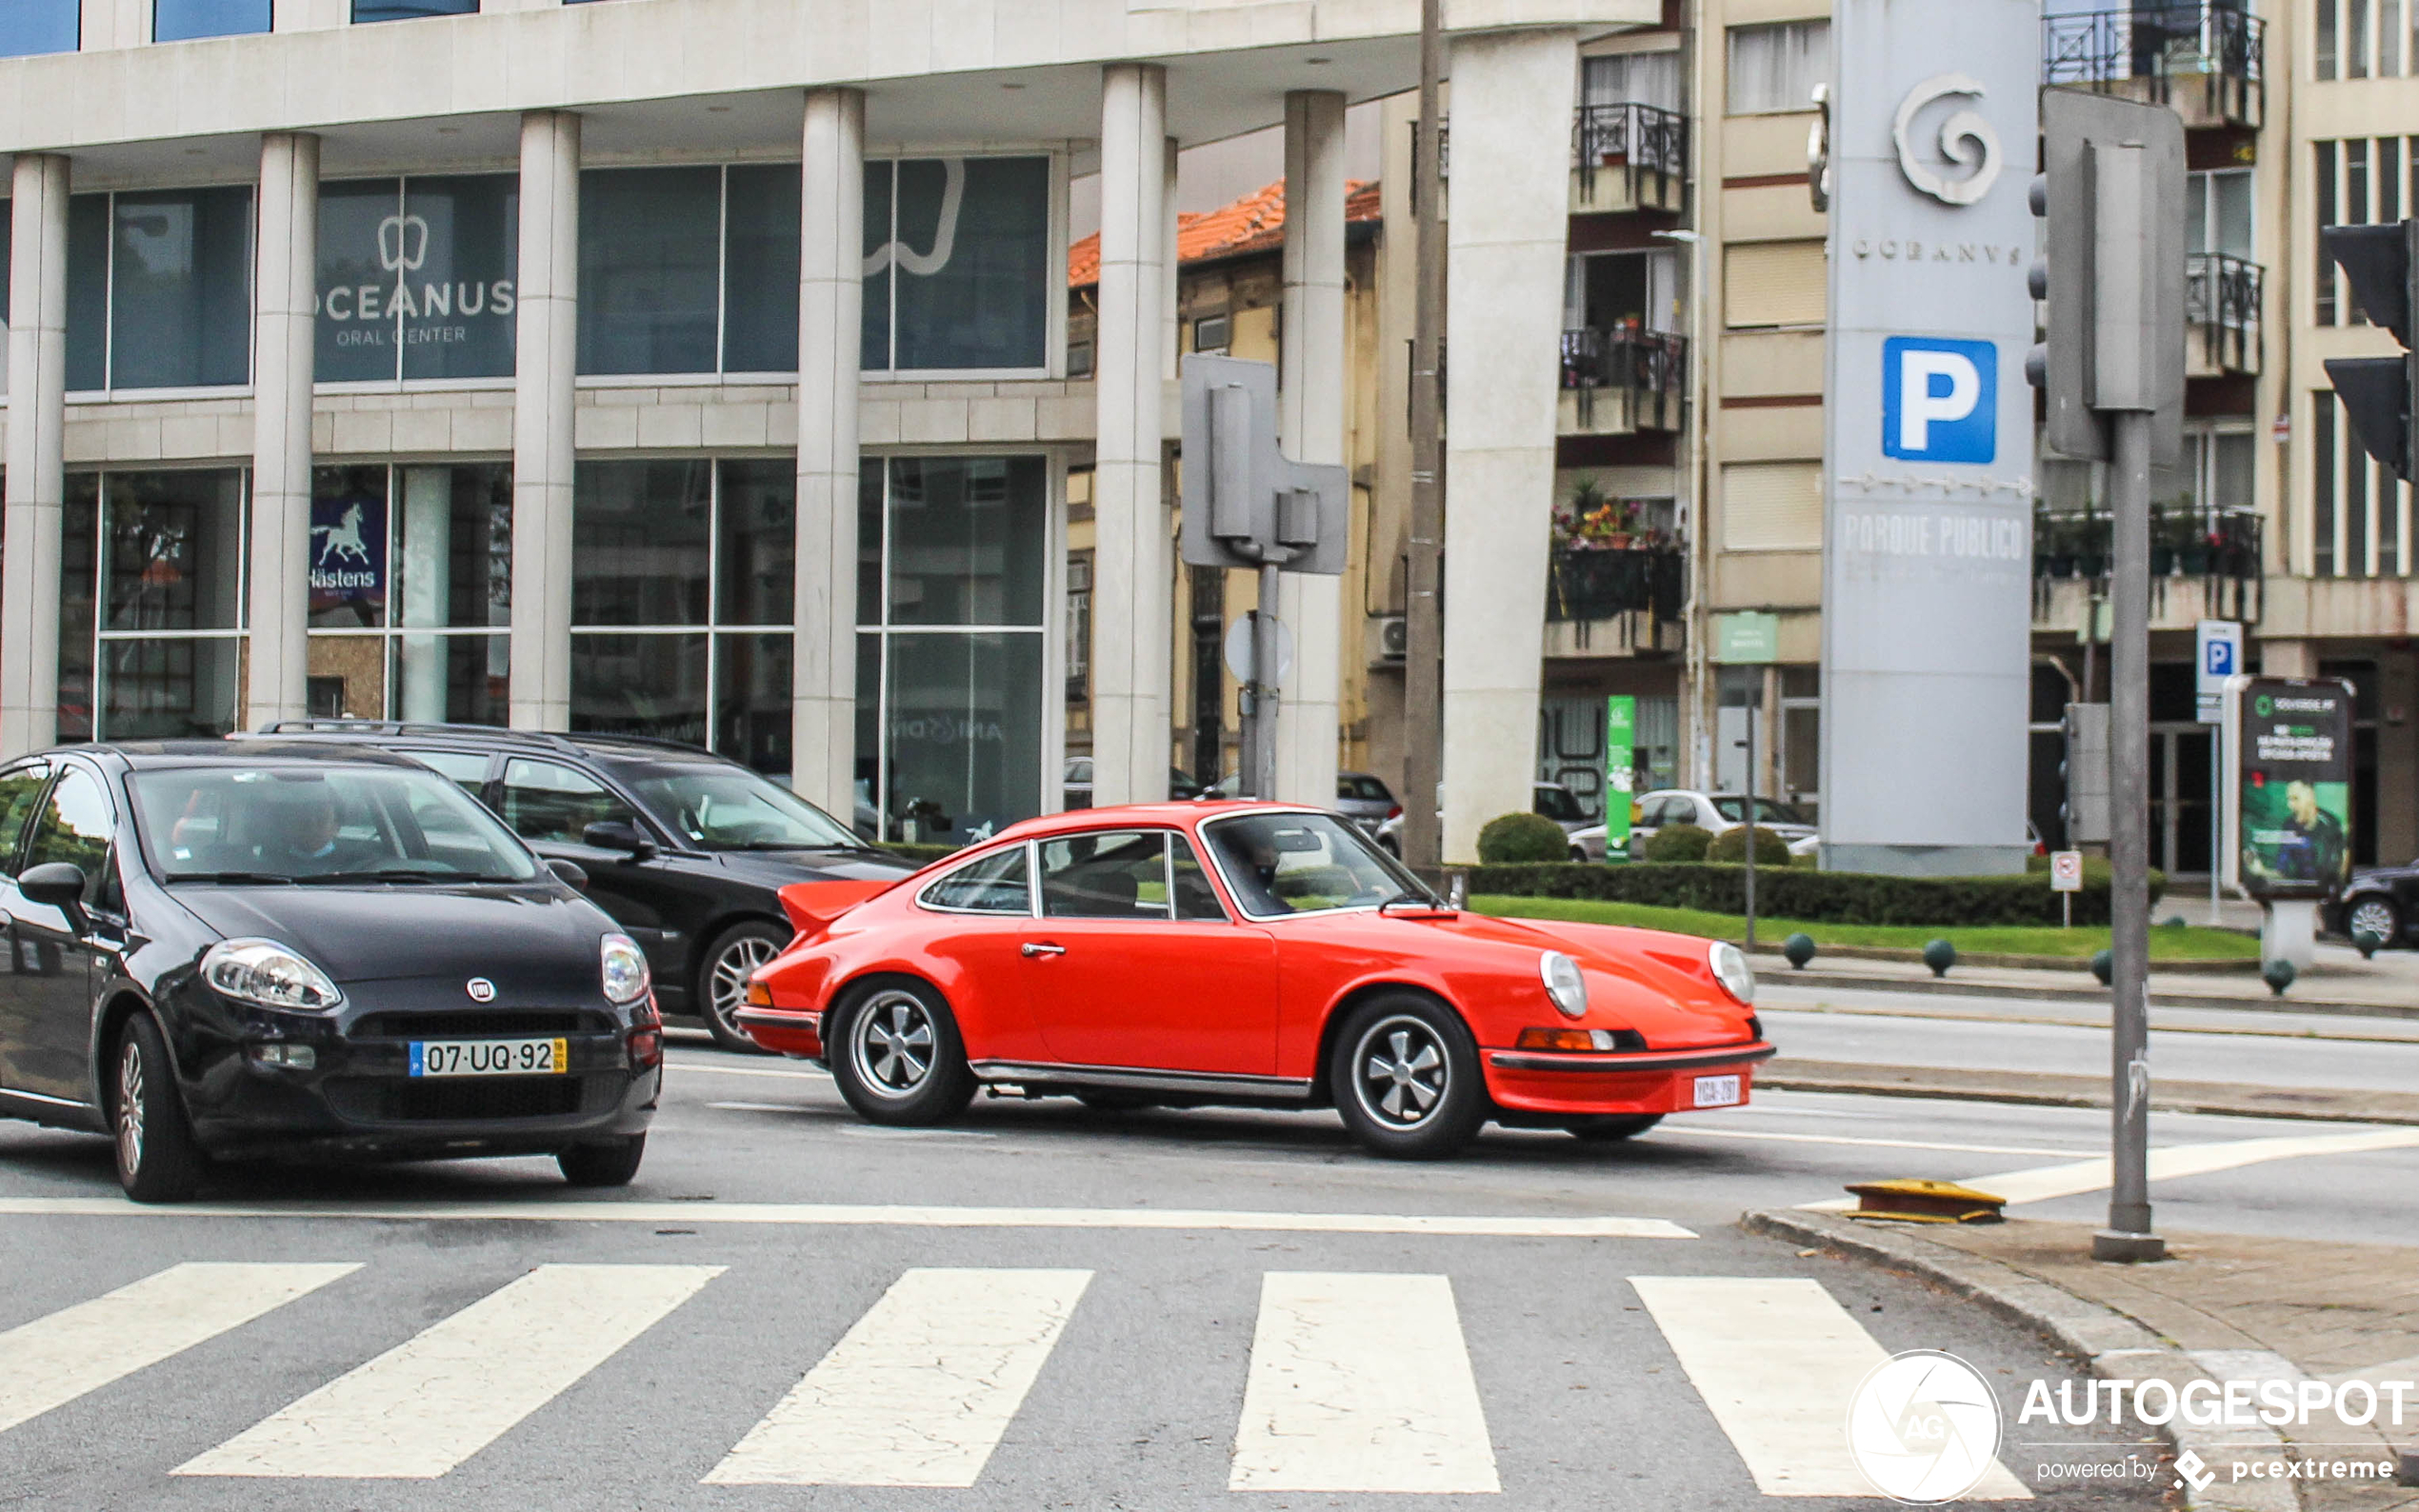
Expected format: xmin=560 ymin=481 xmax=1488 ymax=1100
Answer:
xmin=1539 ymin=951 xmax=1589 ymax=1020
xmin=1709 ymin=941 xmax=1756 ymax=1005
xmin=601 ymin=933 xmax=651 ymax=1005
xmin=201 ymin=939 xmax=343 ymax=1011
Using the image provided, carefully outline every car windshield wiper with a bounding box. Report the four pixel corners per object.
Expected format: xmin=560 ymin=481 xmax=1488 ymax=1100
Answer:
xmin=163 ymin=870 xmax=297 ymax=885
xmin=294 ymin=869 xmax=507 ymax=885
xmin=733 ymin=840 xmax=872 ymax=853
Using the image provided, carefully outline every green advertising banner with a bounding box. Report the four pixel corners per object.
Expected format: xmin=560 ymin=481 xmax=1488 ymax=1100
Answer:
xmin=1605 ymin=696 xmax=1636 ymax=860
xmin=2227 ymin=678 xmax=2355 ymax=900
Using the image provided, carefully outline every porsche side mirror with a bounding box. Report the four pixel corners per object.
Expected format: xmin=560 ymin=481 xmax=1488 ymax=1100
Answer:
xmin=582 ymin=821 xmax=657 ymax=862
xmin=18 ymin=862 xmax=90 ymax=931
xmin=547 ymin=858 xmax=590 ymax=891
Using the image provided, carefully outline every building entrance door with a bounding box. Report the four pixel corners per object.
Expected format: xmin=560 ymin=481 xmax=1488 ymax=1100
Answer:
xmin=2149 ymin=724 xmax=2215 ymax=880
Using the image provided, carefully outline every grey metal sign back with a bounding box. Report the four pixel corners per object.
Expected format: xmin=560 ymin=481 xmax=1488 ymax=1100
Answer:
xmin=1178 ymin=354 xmax=1349 ymax=577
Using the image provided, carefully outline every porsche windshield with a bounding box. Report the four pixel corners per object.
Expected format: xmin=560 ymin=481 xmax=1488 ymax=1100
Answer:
xmin=1201 ymin=811 xmax=1431 ymax=916
xmin=132 ymin=766 xmax=541 ymax=884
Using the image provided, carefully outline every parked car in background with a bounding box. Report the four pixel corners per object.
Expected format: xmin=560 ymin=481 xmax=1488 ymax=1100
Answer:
xmin=1622 ymin=790 xmax=1821 ymax=861
xmin=254 ymin=722 xmax=911 ymax=1052
xmin=1063 ymin=760 xmax=1203 ymax=810
xmin=1372 ymin=783 xmax=1590 ymax=856
xmin=2332 ymin=861 xmax=2419 ymax=947
xmin=0 ymin=741 xmax=663 ymax=1201
xmin=1334 ymin=771 xmax=1399 ymax=833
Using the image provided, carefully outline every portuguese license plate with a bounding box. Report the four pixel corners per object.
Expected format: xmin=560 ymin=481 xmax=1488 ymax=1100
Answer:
xmin=1692 ymin=1074 xmax=1742 ymax=1108
xmin=409 ymin=1038 xmax=568 ymax=1078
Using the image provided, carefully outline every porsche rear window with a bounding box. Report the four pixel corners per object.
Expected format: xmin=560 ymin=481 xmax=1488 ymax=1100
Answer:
xmin=921 ymin=846 xmax=1032 ymax=914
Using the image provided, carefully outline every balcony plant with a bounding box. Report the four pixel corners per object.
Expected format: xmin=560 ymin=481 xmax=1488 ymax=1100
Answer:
xmin=1553 ymin=480 xmax=1637 ymax=551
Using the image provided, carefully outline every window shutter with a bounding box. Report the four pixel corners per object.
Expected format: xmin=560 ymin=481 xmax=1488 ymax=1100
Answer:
xmin=1722 ymin=462 xmax=1824 ymax=551
xmin=1725 ymin=241 xmax=1827 ymax=328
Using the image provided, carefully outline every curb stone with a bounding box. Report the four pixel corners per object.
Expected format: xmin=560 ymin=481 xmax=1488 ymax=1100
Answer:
xmin=1741 ymin=1207 xmax=2300 ymax=1512
xmin=1767 ymin=968 xmax=2419 ymax=1022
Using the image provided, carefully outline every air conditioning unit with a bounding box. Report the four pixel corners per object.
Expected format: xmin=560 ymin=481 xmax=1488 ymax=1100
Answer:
xmin=1368 ymin=614 xmax=1408 ymax=666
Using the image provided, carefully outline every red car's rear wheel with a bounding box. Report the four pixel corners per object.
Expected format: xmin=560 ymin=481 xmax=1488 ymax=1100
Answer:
xmin=1329 ymin=994 xmax=1486 ymax=1160
xmin=829 ymin=978 xmax=977 ymax=1126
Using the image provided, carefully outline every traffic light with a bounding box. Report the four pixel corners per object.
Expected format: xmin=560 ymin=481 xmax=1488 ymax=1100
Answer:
xmin=2026 ymin=90 xmax=2185 ymax=466
xmin=2320 ymin=219 xmax=2419 ymax=482
xmin=2061 ymin=702 xmax=2110 ymax=846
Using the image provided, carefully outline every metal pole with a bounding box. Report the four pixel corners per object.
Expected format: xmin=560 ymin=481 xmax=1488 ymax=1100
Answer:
xmin=1248 ymin=561 xmax=1283 ymax=798
xmin=1400 ymin=0 xmax=1446 ymax=873
xmin=2208 ymin=731 xmax=2222 ymax=925
xmin=1742 ymin=682 xmax=1757 ymax=953
xmin=2096 ymin=408 xmax=2164 ymax=1263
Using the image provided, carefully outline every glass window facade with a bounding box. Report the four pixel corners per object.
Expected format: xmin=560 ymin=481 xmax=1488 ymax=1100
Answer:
xmin=856 ymin=456 xmax=1050 ymax=844
xmin=64 ymin=188 xmax=253 ymax=393
xmin=353 ymin=0 xmax=477 ymax=21
xmin=302 ymin=464 xmax=512 ymax=723
xmin=59 ymin=470 xmax=249 ymax=743
xmin=569 ymin=459 xmax=796 ymax=773
xmin=318 ymin=176 xmax=518 ymax=383
xmin=0 ymin=0 xmax=77 ymax=57
xmin=154 ymin=0 xmax=271 ymax=41
xmin=864 ymin=157 xmax=1050 ymax=373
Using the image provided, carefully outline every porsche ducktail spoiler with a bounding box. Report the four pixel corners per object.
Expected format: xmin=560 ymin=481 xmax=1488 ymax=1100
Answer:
xmin=776 ymin=879 xmax=895 ymax=939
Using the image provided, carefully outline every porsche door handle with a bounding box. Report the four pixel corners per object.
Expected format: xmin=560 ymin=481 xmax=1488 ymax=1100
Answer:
xmin=1020 ymin=942 xmax=1067 ymax=958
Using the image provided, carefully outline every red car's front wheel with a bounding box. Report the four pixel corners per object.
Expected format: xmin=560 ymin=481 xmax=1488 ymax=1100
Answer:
xmin=1329 ymin=994 xmax=1487 ymax=1160
xmin=829 ymin=978 xmax=977 ymax=1126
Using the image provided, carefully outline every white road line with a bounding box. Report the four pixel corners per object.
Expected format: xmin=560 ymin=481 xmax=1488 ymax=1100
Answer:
xmin=663 ymin=1061 xmax=829 ymax=1081
xmin=705 ymin=1267 xmax=1090 ymax=1486
xmin=1630 ymin=1276 xmax=2029 ymax=1500
xmin=175 ymin=1263 xmax=720 ymax=1479
xmin=1674 ymin=1127 xmax=2088 ymax=1158
xmin=0 ymin=1263 xmax=358 ymax=1436
xmin=0 ymin=1197 xmax=1694 ymax=1239
xmin=1229 ymin=1272 xmax=1499 ymax=1494
xmin=1801 ymin=1127 xmax=2419 ymax=1210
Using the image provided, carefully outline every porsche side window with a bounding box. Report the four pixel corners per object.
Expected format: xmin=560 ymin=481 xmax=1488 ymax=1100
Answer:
xmin=1040 ymin=830 xmax=1169 ymax=919
xmin=1170 ymin=835 xmax=1229 ymax=922
xmin=922 ymin=846 xmax=1033 ymax=914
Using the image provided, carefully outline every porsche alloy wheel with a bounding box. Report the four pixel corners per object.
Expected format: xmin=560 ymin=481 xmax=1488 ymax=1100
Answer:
xmin=830 ymin=979 xmax=976 ymax=1126
xmin=1330 ymin=996 xmax=1486 ymax=1160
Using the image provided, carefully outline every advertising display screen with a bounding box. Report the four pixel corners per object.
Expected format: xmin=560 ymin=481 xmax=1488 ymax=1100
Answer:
xmin=1604 ymin=696 xmax=1635 ymax=859
xmin=2225 ymin=677 xmax=2355 ymax=900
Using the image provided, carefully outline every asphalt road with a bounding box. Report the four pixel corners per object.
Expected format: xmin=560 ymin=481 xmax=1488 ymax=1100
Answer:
xmin=0 ymin=1040 xmax=2233 ymax=1512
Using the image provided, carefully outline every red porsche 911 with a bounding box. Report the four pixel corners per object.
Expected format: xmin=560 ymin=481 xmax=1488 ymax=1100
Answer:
xmin=737 ymin=803 xmax=1773 ymax=1159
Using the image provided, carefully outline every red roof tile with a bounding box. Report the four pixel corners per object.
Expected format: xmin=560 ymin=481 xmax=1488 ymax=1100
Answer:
xmin=1070 ymin=177 xmax=1380 ymax=289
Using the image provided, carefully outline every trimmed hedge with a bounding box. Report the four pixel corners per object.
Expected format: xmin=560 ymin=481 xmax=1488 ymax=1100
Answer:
xmin=1465 ymin=860 xmax=2165 ymax=927
xmin=1640 ymin=823 xmax=1712 ymax=862
xmin=1706 ymin=825 xmax=1793 ymax=866
xmin=1478 ymin=812 xmax=1569 ymax=864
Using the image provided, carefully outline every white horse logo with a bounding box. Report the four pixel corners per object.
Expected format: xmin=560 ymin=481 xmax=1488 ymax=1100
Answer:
xmin=312 ymin=503 xmax=372 ymax=567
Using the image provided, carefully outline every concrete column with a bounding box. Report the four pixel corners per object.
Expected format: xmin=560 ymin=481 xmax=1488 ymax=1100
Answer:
xmin=792 ymin=87 xmax=866 ymax=816
xmin=1274 ymin=89 xmax=1349 ymax=808
xmin=510 ymin=110 xmax=581 ymax=731
xmin=1163 ymin=137 xmax=1180 ymax=386
xmin=247 ymin=130 xmax=320 ymax=733
xmin=1 ymin=154 xmax=70 ymax=758
xmin=1440 ymin=29 xmax=1576 ymax=862
xmin=1090 ymin=63 xmax=1172 ymax=805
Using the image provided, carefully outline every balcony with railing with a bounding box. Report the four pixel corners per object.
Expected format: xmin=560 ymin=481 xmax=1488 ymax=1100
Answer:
xmin=2185 ymin=251 xmax=2262 ymax=378
xmin=2031 ymin=504 xmax=2264 ymax=627
xmin=2041 ymin=5 xmax=2265 ymax=131
xmin=1423 ymin=101 xmax=1689 ymax=220
xmin=1557 ymin=328 xmax=1685 ymax=436
xmin=1545 ymin=541 xmax=1687 ymax=657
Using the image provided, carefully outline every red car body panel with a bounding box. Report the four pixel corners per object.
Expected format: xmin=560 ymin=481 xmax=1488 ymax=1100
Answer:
xmin=740 ymin=802 xmax=1772 ymax=1122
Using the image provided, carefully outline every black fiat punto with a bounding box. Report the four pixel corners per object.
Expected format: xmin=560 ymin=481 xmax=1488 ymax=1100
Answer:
xmin=0 ymin=741 xmax=662 ymax=1202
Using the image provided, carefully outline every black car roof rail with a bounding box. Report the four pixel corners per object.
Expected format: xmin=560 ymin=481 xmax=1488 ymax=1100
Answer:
xmin=253 ymin=719 xmax=722 ymax=762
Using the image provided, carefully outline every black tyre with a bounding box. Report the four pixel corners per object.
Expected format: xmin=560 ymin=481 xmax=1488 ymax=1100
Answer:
xmin=1329 ymin=993 xmax=1487 ymax=1160
xmin=696 ymin=921 xmax=789 ymax=1054
xmin=559 ymin=1134 xmax=647 ymax=1187
xmin=110 ymin=1014 xmax=209 ymax=1204
xmin=2346 ymin=895 xmax=2402 ymax=948
xmin=829 ymin=978 xmax=977 ymax=1126
xmin=1565 ymin=1113 xmax=1664 ymax=1143
xmin=1569 ymin=846 xmax=1588 ymax=863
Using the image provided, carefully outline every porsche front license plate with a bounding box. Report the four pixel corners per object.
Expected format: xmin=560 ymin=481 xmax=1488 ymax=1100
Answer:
xmin=410 ymin=1038 xmax=568 ymax=1077
xmin=1692 ymin=1074 xmax=1742 ymax=1108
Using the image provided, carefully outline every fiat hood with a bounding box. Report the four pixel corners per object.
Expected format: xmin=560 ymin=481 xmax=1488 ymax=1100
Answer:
xmin=170 ymin=883 xmax=610 ymax=986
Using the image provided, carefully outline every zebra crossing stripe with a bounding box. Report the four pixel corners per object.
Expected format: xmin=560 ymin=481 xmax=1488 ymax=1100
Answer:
xmin=1229 ymin=1272 xmax=1499 ymax=1494
xmin=1629 ymin=1276 xmax=2030 ymax=1500
xmin=173 ymin=1263 xmax=721 ymax=1479
xmin=704 ymin=1266 xmax=1091 ymax=1486
xmin=0 ymin=1262 xmax=359 ymax=1436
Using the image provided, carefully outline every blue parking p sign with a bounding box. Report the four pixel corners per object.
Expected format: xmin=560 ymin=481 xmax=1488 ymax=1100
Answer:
xmin=1881 ymin=336 xmax=1998 ymax=465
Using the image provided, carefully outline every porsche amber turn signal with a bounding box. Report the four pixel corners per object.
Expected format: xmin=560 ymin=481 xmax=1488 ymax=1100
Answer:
xmin=1514 ymin=1026 xmax=1647 ymax=1052
xmin=744 ymin=980 xmax=774 ymax=1008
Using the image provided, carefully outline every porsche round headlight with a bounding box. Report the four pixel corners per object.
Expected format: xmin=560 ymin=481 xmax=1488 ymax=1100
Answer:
xmin=601 ymin=933 xmax=651 ymax=1005
xmin=201 ymin=939 xmax=343 ymax=1011
xmin=1709 ymin=940 xmax=1756 ymax=1005
xmin=1539 ymin=950 xmax=1589 ymax=1020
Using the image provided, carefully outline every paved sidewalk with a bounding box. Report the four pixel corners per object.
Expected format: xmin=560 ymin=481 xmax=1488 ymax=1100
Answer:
xmin=1754 ymin=1211 xmax=2419 ymax=1512
xmin=1760 ymin=943 xmax=2419 ymax=1018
